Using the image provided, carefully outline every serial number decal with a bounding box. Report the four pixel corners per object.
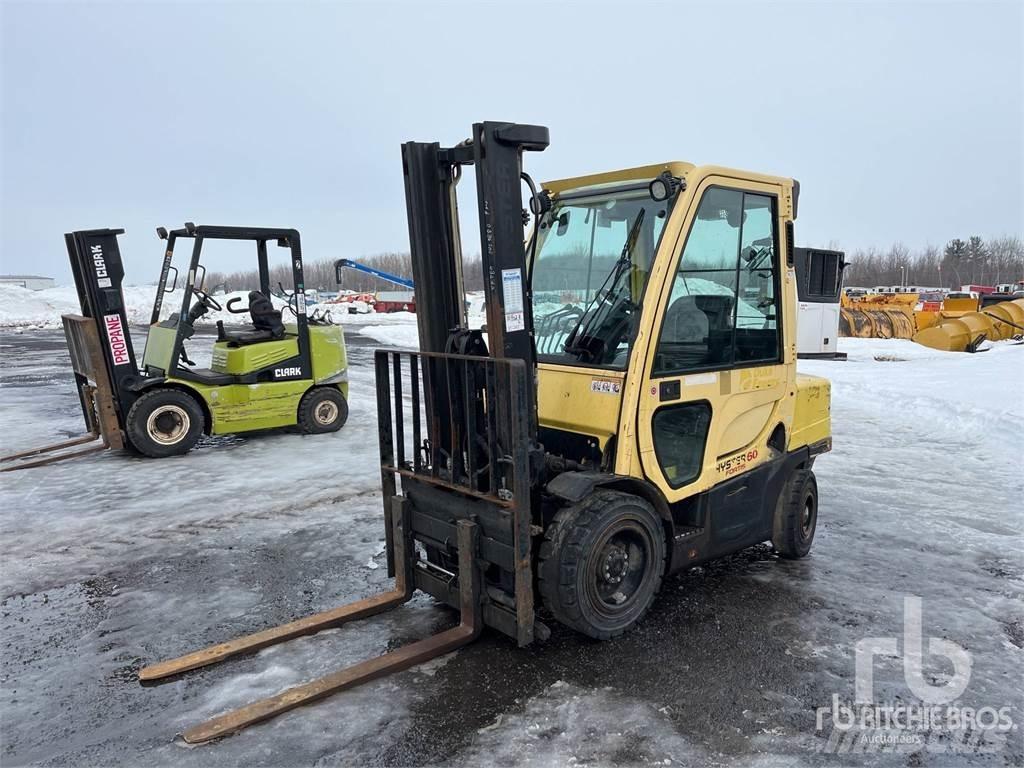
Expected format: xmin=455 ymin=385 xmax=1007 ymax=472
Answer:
xmin=716 ymin=448 xmax=758 ymax=477
xmin=590 ymin=378 xmax=621 ymax=395
xmin=502 ymin=268 xmax=525 ymax=332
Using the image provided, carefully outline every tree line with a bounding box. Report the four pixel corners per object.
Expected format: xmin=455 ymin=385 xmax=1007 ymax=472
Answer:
xmin=840 ymin=235 xmax=1023 ymax=290
xmin=204 ymin=235 xmax=1024 ymax=297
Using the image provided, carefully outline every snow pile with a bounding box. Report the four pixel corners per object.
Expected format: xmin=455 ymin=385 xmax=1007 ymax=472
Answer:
xmin=0 ymin=284 xmax=158 ymax=329
xmin=0 ymin=284 xmax=294 ymax=330
xmin=809 ymin=337 xmax=1024 ymax=440
xmin=359 ymin=323 xmax=420 ymax=348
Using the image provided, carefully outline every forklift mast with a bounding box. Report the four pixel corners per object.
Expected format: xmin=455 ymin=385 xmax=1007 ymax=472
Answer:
xmin=402 ymin=121 xmax=549 ymax=434
xmin=65 ymin=228 xmax=140 ymax=424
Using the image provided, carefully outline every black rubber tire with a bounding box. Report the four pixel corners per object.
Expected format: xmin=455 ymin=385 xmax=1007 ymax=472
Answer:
xmin=772 ymin=468 xmax=818 ymax=559
xmin=125 ymin=388 xmax=205 ymax=458
xmin=297 ymin=387 xmax=348 ymax=434
xmin=538 ymin=490 xmax=666 ymax=640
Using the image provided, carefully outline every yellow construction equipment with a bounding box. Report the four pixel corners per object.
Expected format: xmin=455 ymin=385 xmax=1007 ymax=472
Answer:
xmin=839 ymin=293 xmax=917 ymax=339
xmin=913 ymin=298 xmax=1024 ymax=352
xmin=914 ymin=294 xmax=980 ymax=333
xmin=141 ymin=122 xmax=834 ymax=742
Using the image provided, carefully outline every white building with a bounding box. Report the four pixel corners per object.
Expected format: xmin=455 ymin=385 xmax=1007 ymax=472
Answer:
xmin=0 ymin=274 xmax=55 ymax=290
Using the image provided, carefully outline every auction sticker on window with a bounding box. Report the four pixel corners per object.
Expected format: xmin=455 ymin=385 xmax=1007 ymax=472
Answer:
xmin=502 ymin=268 xmax=525 ymax=332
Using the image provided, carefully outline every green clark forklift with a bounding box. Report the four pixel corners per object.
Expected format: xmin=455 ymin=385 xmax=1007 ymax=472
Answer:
xmin=0 ymin=224 xmax=349 ymax=469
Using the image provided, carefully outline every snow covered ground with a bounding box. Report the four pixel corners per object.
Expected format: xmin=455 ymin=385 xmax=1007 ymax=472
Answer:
xmin=0 ymin=325 xmax=1021 ymax=766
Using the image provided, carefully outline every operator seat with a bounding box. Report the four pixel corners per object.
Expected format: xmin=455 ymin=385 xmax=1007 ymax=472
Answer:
xmin=662 ymin=293 xmax=735 ymax=367
xmin=217 ymin=291 xmax=286 ymax=346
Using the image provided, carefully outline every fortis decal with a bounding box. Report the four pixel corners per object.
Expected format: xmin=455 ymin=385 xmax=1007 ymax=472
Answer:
xmin=716 ymin=448 xmax=758 ymax=477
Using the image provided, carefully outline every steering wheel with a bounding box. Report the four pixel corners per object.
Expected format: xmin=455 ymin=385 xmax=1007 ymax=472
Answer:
xmin=192 ymin=288 xmax=223 ymax=312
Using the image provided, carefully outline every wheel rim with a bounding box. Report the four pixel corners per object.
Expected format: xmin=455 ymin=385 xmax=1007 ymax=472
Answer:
xmin=585 ymin=518 xmax=655 ymax=618
xmin=146 ymin=405 xmax=190 ymax=445
xmin=314 ymin=400 xmax=339 ymax=426
xmin=801 ymin=494 xmax=816 ymax=537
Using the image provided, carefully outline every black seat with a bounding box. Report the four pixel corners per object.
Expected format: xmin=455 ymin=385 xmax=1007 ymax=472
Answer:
xmin=218 ymin=291 xmax=286 ymax=347
xmin=174 ymin=367 xmax=237 ymax=386
xmin=219 ymin=327 xmax=278 ymax=346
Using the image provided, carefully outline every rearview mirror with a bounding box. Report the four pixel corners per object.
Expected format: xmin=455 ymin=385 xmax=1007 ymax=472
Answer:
xmin=556 ymin=211 xmax=570 ymax=236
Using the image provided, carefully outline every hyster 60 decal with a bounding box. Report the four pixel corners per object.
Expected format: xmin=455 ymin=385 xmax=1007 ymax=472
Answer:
xmin=104 ymin=314 xmax=131 ymax=365
xmin=716 ymin=448 xmax=758 ymax=477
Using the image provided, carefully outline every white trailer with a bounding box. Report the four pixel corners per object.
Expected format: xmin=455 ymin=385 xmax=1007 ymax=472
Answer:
xmin=794 ymin=248 xmax=846 ymax=359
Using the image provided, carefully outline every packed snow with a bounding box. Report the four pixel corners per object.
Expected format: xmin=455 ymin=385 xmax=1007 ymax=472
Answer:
xmin=0 ymin=322 xmax=1021 ymax=765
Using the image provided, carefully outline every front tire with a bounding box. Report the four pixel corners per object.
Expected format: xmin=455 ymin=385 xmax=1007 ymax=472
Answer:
xmin=125 ymin=388 xmax=204 ymax=458
xmin=297 ymin=387 xmax=348 ymax=434
xmin=772 ymin=468 xmax=818 ymax=559
xmin=538 ymin=490 xmax=666 ymax=640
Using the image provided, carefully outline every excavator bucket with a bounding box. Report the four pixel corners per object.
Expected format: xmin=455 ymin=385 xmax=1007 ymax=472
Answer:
xmin=140 ymin=501 xmax=483 ymax=743
xmin=913 ymin=298 xmax=1024 ymax=352
xmin=1 ymin=315 xmax=123 ymax=471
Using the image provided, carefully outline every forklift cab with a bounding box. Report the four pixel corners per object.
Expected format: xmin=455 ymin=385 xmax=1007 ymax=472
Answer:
xmin=142 ymin=224 xmax=316 ymax=387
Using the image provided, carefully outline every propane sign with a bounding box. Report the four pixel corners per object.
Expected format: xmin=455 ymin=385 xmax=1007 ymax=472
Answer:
xmin=104 ymin=314 xmax=131 ymax=365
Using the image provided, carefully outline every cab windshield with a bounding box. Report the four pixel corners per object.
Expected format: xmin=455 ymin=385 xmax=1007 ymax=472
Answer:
xmin=531 ymin=184 xmax=671 ymax=368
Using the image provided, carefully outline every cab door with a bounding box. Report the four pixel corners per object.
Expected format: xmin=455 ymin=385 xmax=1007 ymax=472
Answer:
xmin=630 ymin=176 xmax=793 ymax=543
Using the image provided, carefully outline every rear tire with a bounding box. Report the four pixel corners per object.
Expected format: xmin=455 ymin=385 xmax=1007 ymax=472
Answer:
xmin=125 ymin=388 xmax=204 ymax=458
xmin=538 ymin=490 xmax=666 ymax=640
xmin=297 ymin=387 xmax=348 ymax=434
xmin=772 ymin=468 xmax=818 ymax=559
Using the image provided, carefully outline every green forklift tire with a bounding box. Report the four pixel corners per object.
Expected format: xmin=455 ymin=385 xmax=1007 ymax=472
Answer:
xmin=126 ymin=388 xmax=205 ymax=458
xmin=297 ymin=387 xmax=349 ymax=434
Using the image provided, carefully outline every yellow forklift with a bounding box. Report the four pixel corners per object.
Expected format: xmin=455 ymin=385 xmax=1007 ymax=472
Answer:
xmin=141 ymin=122 xmax=832 ymax=742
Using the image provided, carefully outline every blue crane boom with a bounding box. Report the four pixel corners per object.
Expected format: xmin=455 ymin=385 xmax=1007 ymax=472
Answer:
xmin=334 ymin=259 xmax=415 ymax=290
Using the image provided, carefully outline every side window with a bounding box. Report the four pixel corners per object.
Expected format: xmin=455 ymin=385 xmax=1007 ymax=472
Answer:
xmin=653 ymin=187 xmax=781 ymax=374
xmin=735 ymin=194 xmax=779 ymax=362
xmin=652 ymin=402 xmax=712 ymax=488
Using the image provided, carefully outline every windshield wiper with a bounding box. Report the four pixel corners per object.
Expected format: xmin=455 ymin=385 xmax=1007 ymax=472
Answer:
xmin=563 ymin=208 xmax=646 ymax=362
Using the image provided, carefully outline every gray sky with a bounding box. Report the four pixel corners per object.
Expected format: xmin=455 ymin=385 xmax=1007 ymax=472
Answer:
xmin=2 ymin=1 xmax=1022 ymax=285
